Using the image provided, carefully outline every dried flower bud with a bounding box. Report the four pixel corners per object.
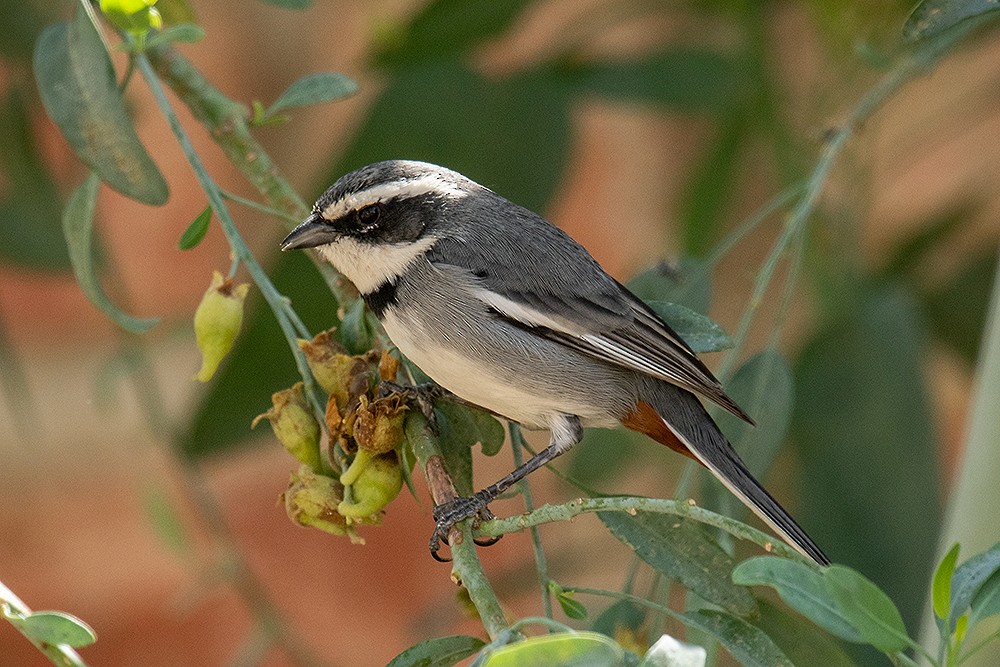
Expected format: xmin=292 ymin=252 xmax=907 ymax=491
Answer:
xmin=284 ymin=466 xmax=362 ymax=543
xmin=193 ymin=271 xmax=249 ymax=383
xmin=298 ymin=331 xmax=370 ymax=410
xmin=338 ymin=452 xmax=403 ymax=520
xmin=253 ymin=382 xmax=321 ymax=471
xmin=379 ymin=350 xmax=400 ymax=382
xmin=352 ymin=394 xmax=408 ymax=455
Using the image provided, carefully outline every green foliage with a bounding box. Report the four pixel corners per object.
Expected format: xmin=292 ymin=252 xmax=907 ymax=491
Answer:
xmin=904 ymin=0 xmax=1000 ymax=41
xmin=643 ymin=302 xmax=733 ymax=353
xmin=178 ymin=205 xmax=212 ymax=250
xmin=680 ymin=609 xmax=792 ymax=667
xmin=793 ymin=285 xmax=941 ymax=631
xmin=62 ymin=175 xmax=160 ymax=334
xmin=433 ymin=399 xmax=505 ymax=496
xmin=34 ymin=9 xmax=168 ymax=205
xmin=479 ymin=632 xmax=625 ymax=667
xmin=265 ymin=72 xmax=358 ymax=116
xmin=9 ymin=611 xmax=97 ymax=649
xmin=600 ymin=512 xmax=757 ymax=618
xmin=385 ymin=635 xmax=486 ymax=667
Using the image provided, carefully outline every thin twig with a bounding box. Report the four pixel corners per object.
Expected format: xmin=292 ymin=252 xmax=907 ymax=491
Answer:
xmin=509 ymin=424 xmax=553 ymax=620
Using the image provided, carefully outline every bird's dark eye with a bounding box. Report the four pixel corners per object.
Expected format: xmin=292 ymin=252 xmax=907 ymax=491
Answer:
xmin=357 ymin=204 xmax=381 ymax=227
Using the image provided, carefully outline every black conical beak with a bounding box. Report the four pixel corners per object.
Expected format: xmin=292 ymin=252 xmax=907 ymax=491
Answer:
xmin=281 ymin=213 xmax=337 ymax=250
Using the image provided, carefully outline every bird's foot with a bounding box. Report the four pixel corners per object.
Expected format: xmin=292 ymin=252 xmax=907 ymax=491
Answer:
xmin=429 ymin=491 xmax=502 ymax=562
xmin=378 ymin=380 xmax=444 ymax=433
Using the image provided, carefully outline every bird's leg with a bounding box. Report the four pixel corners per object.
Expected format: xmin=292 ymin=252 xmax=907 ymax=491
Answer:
xmin=429 ymin=415 xmax=583 ymax=560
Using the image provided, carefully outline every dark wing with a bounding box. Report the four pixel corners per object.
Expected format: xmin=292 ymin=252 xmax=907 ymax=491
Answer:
xmin=426 ymin=209 xmax=752 ymax=423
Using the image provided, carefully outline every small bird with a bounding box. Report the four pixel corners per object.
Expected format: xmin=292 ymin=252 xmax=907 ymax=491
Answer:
xmin=281 ymin=160 xmax=830 ymax=566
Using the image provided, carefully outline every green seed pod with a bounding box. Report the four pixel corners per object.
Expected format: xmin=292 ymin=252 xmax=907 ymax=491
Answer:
xmin=253 ymin=382 xmax=321 ymax=471
xmin=338 ymin=452 xmax=403 ymax=520
xmin=284 ymin=466 xmax=362 ymax=543
xmin=193 ymin=271 xmax=249 ymax=383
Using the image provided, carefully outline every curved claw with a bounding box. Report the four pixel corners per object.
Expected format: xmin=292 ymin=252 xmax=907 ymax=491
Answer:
xmin=428 ymin=494 xmax=504 ymax=561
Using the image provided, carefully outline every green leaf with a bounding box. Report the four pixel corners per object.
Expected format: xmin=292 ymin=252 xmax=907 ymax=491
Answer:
xmin=16 ymin=611 xmax=96 ymax=648
xmin=592 ymin=600 xmax=646 ymax=640
xmin=63 ymin=175 xmax=159 ymax=334
xmin=933 ymin=543 xmax=960 ymax=620
xmin=373 ymin=0 xmax=533 ymax=70
xmin=679 ymin=115 xmax=748 ymax=257
xmin=569 ymin=49 xmax=749 ymax=113
xmin=555 ymin=589 xmax=587 ymax=621
xmin=338 ymin=298 xmax=373 ymax=354
xmin=923 ymin=253 xmax=997 ymax=364
xmin=0 ymin=90 xmax=70 ymax=270
xmin=331 ymin=62 xmax=570 ymax=214
xmin=644 ymin=301 xmax=732 ymax=353
xmin=949 ymin=540 xmax=1000 ymax=624
xmin=178 ymin=205 xmax=212 ymax=250
xmin=732 ymin=556 xmax=862 ymax=643
xmin=751 ymin=598 xmax=859 ymax=667
xmin=903 ymin=0 xmax=1000 ymax=41
xmin=823 ymin=565 xmax=910 ymax=654
xmin=267 ymin=72 xmax=358 ymax=115
xmin=681 ymin=609 xmax=792 ymax=667
xmin=258 ymin=0 xmax=311 ymax=9
xmin=626 ymin=258 xmax=712 ymax=315
xmin=146 ymin=23 xmax=205 ymax=49
xmin=33 ymin=11 xmax=168 ymax=205
xmin=971 ymin=568 xmax=1000 ymax=624
xmin=433 ymin=400 xmax=503 ymax=496
xmin=480 ymin=632 xmax=624 ymax=667
xmin=600 ymin=512 xmax=757 ymax=618
xmin=386 ymin=635 xmax=486 ymax=667
xmin=793 ymin=285 xmax=941 ymax=631
xmin=141 ymin=485 xmax=191 ymax=556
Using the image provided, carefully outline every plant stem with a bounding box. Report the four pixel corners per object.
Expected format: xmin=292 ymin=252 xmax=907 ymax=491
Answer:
xmin=405 ymin=414 xmax=508 ymax=639
xmin=510 ymin=424 xmax=553 ymax=620
xmin=478 ymin=496 xmax=807 ymax=563
xmin=144 ymin=44 xmax=352 ymax=306
xmin=133 ymin=51 xmax=324 ymax=416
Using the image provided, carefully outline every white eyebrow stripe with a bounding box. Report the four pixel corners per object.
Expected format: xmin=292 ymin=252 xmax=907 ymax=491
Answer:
xmin=321 ymin=175 xmax=469 ymax=220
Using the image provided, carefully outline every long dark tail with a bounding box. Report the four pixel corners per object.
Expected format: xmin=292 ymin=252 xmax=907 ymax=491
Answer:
xmin=635 ymin=382 xmax=830 ymax=566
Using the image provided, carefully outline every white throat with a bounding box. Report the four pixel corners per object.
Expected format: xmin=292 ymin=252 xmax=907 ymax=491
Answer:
xmin=318 ymin=235 xmax=438 ymax=295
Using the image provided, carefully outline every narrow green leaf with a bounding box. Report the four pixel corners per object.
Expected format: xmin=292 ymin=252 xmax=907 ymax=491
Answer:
xmin=600 ymin=512 xmax=757 ymax=618
xmin=258 ymin=0 xmax=311 ymax=8
xmin=751 ymin=598 xmax=859 ymax=667
xmin=33 ymin=11 xmax=168 ymax=205
xmin=592 ymin=600 xmax=646 ymax=640
xmin=643 ymin=301 xmax=732 ymax=353
xmin=337 ymin=298 xmax=373 ymax=354
xmin=481 ymin=632 xmax=623 ymax=667
xmin=681 ymin=609 xmax=792 ymax=667
xmin=433 ymin=400 xmax=503 ymax=496
xmin=141 ymin=485 xmax=191 ymax=557
xmin=933 ymin=543 xmax=960 ymax=619
xmin=793 ymin=285 xmax=941 ymax=632
xmin=267 ymin=72 xmax=358 ymax=115
xmin=904 ymin=0 xmax=1000 ymax=41
xmin=570 ymin=49 xmax=749 ymax=113
xmin=62 ymin=175 xmax=159 ymax=333
xmin=823 ymin=565 xmax=910 ymax=654
xmin=733 ymin=556 xmax=862 ymax=644
xmin=146 ymin=23 xmax=205 ymax=49
xmin=373 ymin=0 xmax=533 ymax=70
xmin=386 ymin=635 xmax=486 ymax=667
xmin=950 ymin=540 xmax=1000 ymax=624
xmin=178 ymin=205 xmax=212 ymax=250
xmin=679 ymin=115 xmax=747 ymax=257
xmin=17 ymin=611 xmax=96 ymax=648
xmin=556 ymin=591 xmax=588 ymax=620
